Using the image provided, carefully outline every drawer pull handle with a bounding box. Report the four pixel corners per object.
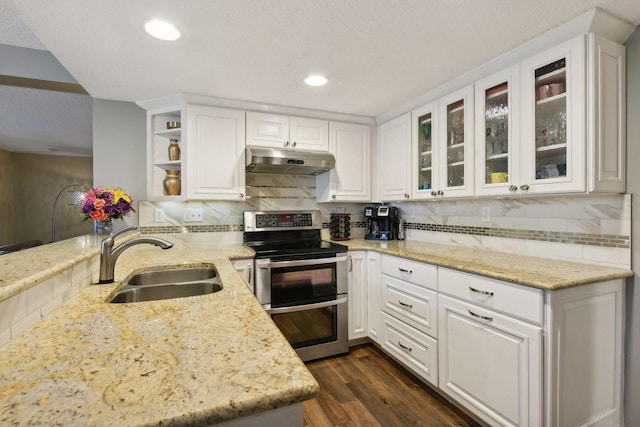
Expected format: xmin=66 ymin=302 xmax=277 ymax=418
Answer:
xmin=398 ymin=341 xmax=413 ymax=352
xmin=398 ymin=300 xmax=413 ymax=309
xmin=399 ymin=268 xmax=413 ymax=274
xmin=469 ymin=286 xmax=494 ymax=296
xmin=468 ymin=310 xmax=493 ymax=322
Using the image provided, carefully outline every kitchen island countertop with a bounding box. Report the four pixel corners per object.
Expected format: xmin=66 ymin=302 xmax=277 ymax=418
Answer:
xmin=0 ymin=234 xmax=318 ymax=427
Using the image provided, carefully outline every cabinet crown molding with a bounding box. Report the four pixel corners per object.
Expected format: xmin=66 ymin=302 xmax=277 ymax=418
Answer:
xmin=136 ymin=93 xmax=375 ymax=126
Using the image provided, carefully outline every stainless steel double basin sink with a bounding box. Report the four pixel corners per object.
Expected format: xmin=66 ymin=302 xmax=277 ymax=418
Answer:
xmin=109 ymin=265 xmax=222 ymax=303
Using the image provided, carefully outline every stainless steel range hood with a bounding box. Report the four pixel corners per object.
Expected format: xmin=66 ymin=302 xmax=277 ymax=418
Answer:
xmin=245 ymin=146 xmax=335 ymax=175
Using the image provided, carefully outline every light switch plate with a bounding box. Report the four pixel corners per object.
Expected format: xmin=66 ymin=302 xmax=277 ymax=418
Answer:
xmin=184 ymin=207 xmax=204 ymax=222
xmin=482 ymin=206 xmax=491 ymax=222
xmin=154 ymin=208 xmax=165 ymax=222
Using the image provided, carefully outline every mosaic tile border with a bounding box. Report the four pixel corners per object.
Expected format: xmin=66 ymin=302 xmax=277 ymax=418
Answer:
xmin=140 ymin=225 xmax=244 ymax=234
xmin=140 ymin=222 xmax=629 ymax=249
xmin=404 ymin=222 xmax=630 ymax=249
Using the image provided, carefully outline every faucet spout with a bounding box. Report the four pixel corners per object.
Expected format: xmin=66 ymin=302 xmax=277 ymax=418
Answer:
xmin=97 ymin=226 xmax=174 ymax=284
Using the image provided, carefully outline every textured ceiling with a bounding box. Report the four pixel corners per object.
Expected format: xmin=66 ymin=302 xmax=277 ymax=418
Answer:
xmin=1 ymin=0 xmax=639 ymax=155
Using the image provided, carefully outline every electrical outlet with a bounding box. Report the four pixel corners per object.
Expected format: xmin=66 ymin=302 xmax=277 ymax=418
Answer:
xmin=154 ymin=208 xmax=165 ymax=222
xmin=183 ymin=207 xmax=204 ymax=222
xmin=482 ymin=206 xmax=491 ymax=222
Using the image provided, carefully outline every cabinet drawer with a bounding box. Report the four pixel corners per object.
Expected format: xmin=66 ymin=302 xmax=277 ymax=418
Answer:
xmin=382 ymin=274 xmax=438 ymax=338
xmin=381 ymin=312 xmax=438 ymax=387
xmin=438 ymin=267 xmax=543 ymax=324
xmin=381 ymin=255 xmax=437 ymax=290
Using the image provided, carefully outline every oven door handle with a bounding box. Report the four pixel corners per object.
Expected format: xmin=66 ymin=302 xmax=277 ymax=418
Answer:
xmin=267 ymin=297 xmax=348 ymax=315
xmin=255 ymin=255 xmax=347 ymax=269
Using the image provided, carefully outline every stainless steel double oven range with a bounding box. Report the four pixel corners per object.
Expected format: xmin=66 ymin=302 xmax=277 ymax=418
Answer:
xmin=243 ymin=210 xmax=349 ymax=362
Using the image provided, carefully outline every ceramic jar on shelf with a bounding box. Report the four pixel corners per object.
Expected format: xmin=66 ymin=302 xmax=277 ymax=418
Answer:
xmin=163 ymin=169 xmax=181 ymax=195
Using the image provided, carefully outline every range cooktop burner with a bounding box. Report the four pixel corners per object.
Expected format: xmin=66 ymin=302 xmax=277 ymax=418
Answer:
xmin=245 ymin=239 xmax=348 ymax=259
xmin=243 ymin=210 xmax=348 ymax=259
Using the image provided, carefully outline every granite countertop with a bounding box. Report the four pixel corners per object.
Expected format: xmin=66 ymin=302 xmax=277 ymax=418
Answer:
xmin=0 ymin=232 xmax=632 ymax=425
xmin=0 ymin=234 xmax=107 ymax=301
xmin=341 ymin=239 xmax=633 ymax=290
xmin=0 ymin=235 xmax=318 ymax=427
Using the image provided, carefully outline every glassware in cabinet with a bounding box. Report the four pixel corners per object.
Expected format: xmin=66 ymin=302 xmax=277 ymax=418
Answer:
xmin=483 ymin=83 xmax=509 ymax=182
xmin=411 ymin=101 xmax=438 ymax=199
xmin=445 ymin=99 xmax=466 ymax=189
xmin=417 ymin=113 xmax=433 ymax=191
xmin=533 ymin=58 xmax=567 ymax=181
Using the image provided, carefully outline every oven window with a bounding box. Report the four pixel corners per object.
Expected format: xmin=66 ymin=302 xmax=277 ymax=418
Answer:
xmin=271 ymin=263 xmax=337 ymax=306
xmin=271 ymin=306 xmax=337 ymax=349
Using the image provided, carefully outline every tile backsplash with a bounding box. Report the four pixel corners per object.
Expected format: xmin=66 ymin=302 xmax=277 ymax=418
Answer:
xmin=0 ymin=256 xmax=99 ymax=348
xmin=138 ymin=173 xmax=631 ymax=268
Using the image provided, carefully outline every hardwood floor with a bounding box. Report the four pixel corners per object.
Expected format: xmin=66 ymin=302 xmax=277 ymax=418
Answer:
xmin=303 ymin=344 xmax=481 ymax=427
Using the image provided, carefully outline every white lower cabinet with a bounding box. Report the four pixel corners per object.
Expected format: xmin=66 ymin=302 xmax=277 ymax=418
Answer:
xmin=362 ymin=253 xmax=624 ymax=427
xmin=438 ymin=294 xmax=542 ymax=426
xmin=347 ymin=251 xmax=368 ymax=340
xmin=366 ymin=251 xmax=382 ymax=343
xmin=544 ymin=280 xmax=625 ymax=427
xmin=232 ymin=258 xmax=253 ymax=293
xmin=381 ymin=274 xmax=438 ymax=338
xmin=381 ymin=312 xmax=438 ymax=386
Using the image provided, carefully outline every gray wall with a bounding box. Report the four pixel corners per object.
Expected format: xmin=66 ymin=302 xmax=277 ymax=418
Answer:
xmin=625 ymin=26 xmax=640 ymax=426
xmin=92 ymin=99 xmax=147 ymax=229
xmin=13 ymin=153 xmax=93 ymax=244
xmin=0 ymin=148 xmax=14 ymax=244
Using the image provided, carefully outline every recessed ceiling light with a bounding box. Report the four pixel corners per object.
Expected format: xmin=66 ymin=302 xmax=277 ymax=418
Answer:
xmin=304 ymin=75 xmax=328 ymax=87
xmin=144 ymin=20 xmax=180 ymax=41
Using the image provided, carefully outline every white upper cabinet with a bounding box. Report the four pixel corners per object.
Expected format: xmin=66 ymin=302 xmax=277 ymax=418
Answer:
xmin=146 ymin=106 xmax=186 ymax=201
xmin=411 ymin=101 xmax=438 ymax=200
xmin=317 ymin=122 xmax=371 ymax=202
xmin=411 ymin=86 xmax=474 ymax=200
xmin=186 ymin=105 xmax=246 ymax=200
xmin=520 ymin=35 xmax=586 ymax=195
xmin=436 ymin=85 xmax=475 ymax=198
xmin=246 ymin=112 xmax=329 ymax=151
xmin=474 ymin=66 xmax=520 ymax=196
xmin=377 ymin=112 xmax=412 ymax=201
xmin=587 ymin=33 xmax=626 ymax=193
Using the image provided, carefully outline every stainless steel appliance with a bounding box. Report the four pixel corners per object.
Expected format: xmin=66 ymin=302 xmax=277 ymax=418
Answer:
xmin=243 ymin=210 xmax=349 ymax=361
xmin=364 ymin=205 xmax=400 ymax=240
xmin=245 ymin=146 xmax=335 ymax=175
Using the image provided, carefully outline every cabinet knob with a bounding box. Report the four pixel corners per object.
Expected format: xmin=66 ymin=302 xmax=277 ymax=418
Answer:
xmin=292 ymin=141 xmax=297 ymax=148
xmin=509 ymin=185 xmax=518 ymax=192
xmin=437 ymin=190 xmax=444 ymax=196
xmin=519 ymin=184 xmax=530 ymax=191
xmin=284 ymin=141 xmax=289 ymax=148
xmin=331 ymin=194 xmax=336 ymax=200
xmin=404 ymin=193 xmax=410 ymax=199
xmin=431 ymin=191 xmax=437 ymax=196
xmin=239 ymin=193 xmax=244 ymax=199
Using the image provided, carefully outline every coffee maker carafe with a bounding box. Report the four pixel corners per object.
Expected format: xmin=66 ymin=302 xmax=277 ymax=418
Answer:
xmin=364 ymin=206 xmax=399 ymax=240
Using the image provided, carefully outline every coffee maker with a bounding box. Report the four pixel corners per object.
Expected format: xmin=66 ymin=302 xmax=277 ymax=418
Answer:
xmin=364 ymin=206 xmax=399 ymax=240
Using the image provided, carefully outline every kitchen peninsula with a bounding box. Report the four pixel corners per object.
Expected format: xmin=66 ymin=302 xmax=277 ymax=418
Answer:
xmin=0 ymin=233 xmax=318 ymax=427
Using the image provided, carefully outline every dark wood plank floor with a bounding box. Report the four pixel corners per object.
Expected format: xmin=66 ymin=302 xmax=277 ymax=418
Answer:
xmin=303 ymin=344 xmax=481 ymax=427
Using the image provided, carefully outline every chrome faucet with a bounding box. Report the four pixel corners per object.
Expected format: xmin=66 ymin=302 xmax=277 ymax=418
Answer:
xmin=98 ymin=226 xmax=174 ymax=284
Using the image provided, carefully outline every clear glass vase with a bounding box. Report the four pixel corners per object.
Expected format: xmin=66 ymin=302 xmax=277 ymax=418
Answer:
xmin=94 ymin=219 xmax=113 ymax=236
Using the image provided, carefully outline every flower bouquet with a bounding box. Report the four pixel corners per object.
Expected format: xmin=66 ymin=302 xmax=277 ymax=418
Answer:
xmin=81 ymin=187 xmax=135 ymax=234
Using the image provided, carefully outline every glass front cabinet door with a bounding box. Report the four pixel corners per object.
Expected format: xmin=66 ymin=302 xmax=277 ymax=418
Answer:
xmin=412 ymin=85 xmax=474 ymax=200
xmin=411 ymin=101 xmax=438 ymax=199
xmin=520 ymin=35 xmax=586 ymax=194
xmin=435 ymin=85 xmax=474 ymax=198
xmin=474 ymin=66 xmax=519 ymax=196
